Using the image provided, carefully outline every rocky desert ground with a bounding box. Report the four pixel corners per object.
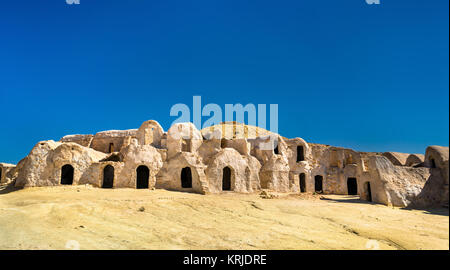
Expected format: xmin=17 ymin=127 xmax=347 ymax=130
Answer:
xmin=0 ymin=184 xmax=448 ymax=250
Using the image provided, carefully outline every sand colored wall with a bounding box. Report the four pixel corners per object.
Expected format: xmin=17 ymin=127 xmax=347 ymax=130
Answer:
xmin=205 ymin=148 xmax=261 ymax=193
xmin=4 ymin=119 xmax=447 ymax=208
xmin=405 ymin=154 xmax=425 ymax=167
xmin=90 ymin=129 xmax=137 ymax=154
xmin=367 ymin=155 xmax=431 ymax=207
xmin=382 ymin=152 xmax=410 ymax=166
xmin=156 ymin=152 xmax=209 ymax=194
xmin=136 ymin=120 xmax=164 ymax=148
xmin=14 ymin=141 xmax=107 ymax=187
xmin=0 ymin=163 xmax=16 ymax=184
xmin=166 ymin=123 xmax=203 ymax=160
xmin=60 ymin=134 xmax=94 ymax=148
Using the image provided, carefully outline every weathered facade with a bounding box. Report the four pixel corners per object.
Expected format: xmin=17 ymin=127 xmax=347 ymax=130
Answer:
xmin=1 ymin=120 xmax=448 ymax=208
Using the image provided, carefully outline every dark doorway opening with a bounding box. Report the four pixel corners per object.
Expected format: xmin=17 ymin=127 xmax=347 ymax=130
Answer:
xmin=181 ymin=167 xmax=192 ymax=188
xmin=221 ymin=139 xmax=227 ymax=148
xmin=314 ymin=175 xmax=323 ymax=192
xmin=101 ymin=154 xmax=121 ymax=162
xmin=347 ymin=177 xmax=358 ymax=195
xmin=222 ymin=166 xmax=232 ymax=191
xmin=297 ymin=146 xmax=304 ymax=162
xmin=136 ymin=165 xmax=150 ymax=189
xmin=299 ymin=173 xmax=306 ymax=192
xmin=61 ymin=164 xmax=74 ymax=185
xmin=108 ymin=143 xmax=114 ymax=153
xmin=274 ymin=145 xmax=279 ymax=155
xmin=0 ymin=167 xmax=2 ymax=182
xmin=364 ymin=182 xmax=372 ymax=202
xmin=102 ymin=165 xmax=114 ymax=188
xmin=430 ymin=158 xmax=436 ymax=168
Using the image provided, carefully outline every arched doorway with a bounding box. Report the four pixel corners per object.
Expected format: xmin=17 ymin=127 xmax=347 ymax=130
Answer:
xmin=222 ymin=166 xmax=232 ymax=191
xmin=181 ymin=167 xmax=192 ymax=188
xmin=61 ymin=164 xmax=74 ymax=185
xmin=314 ymin=175 xmax=323 ymax=192
xmin=364 ymin=182 xmax=372 ymax=202
xmin=299 ymin=173 xmax=306 ymax=193
xmin=347 ymin=178 xmax=358 ymax=195
xmin=102 ymin=165 xmax=114 ymax=188
xmin=136 ymin=165 xmax=150 ymax=189
xmin=297 ymin=146 xmax=304 ymax=162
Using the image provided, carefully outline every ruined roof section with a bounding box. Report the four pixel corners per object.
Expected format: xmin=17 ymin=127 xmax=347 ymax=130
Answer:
xmin=60 ymin=134 xmax=94 ymax=141
xmin=94 ymin=129 xmax=138 ymax=138
xmin=0 ymin=162 xmax=16 ymax=167
xmin=406 ymin=154 xmax=425 ymax=166
xmin=200 ymin=122 xmax=279 ymax=140
xmin=382 ymin=152 xmax=410 ymax=166
xmin=168 ymin=122 xmax=203 ymax=139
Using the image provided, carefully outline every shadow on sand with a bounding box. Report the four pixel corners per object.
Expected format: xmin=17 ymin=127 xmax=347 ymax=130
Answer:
xmin=0 ymin=184 xmax=22 ymax=195
xmin=319 ymin=195 xmax=377 ymax=205
xmin=320 ymin=195 xmax=449 ymax=217
xmin=401 ymin=206 xmax=449 ymax=217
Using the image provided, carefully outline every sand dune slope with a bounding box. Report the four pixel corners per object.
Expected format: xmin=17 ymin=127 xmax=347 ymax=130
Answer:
xmin=0 ymin=185 xmax=448 ymax=250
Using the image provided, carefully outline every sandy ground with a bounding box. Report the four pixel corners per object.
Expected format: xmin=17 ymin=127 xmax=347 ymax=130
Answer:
xmin=0 ymin=184 xmax=448 ymax=250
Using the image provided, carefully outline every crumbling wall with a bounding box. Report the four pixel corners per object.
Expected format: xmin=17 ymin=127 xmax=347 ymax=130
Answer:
xmin=413 ymin=146 xmax=450 ymax=207
xmin=285 ymin=138 xmax=311 ymax=192
xmin=84 ymin=161 xmax=125 ymax=188
xmin=90 ymin=129 xmax=137 ymax=154
xmin=60 ymin=134 xmax=94 ymax=148
xmin=405 ymin=154 xmax=424 ymax=167
xmin=3 ymin=119 xmax=448 ymax=209
xmin=197 ymin=129 xmax=222 ymax=165
xmin=367 ymin=155 xmax=431 ymax=207
xmin=425 ymin=146 xmax=449 ymax=181
xmin=117 ymin=140 xmax=163 ymax=188
xmin=205 ymin=148 xmax=258 ymax=193
xmin=259 ymin=154 xmax=290 ymax=192
xmin=382 ymin=152 xmax=410 ymax=166
xmin=308 ymin=144 xmax=364 ymax=195
xmin=308 ymin=144 xmax=329 ymax=193
xmin=136 ymin=120 xmax=164 ymax=148
xmin=245 ymin=155 xmax=262 ymax=192
xmin=166 ymin=123 xmax=203 ymax=160
xmin=156 ymin=152 xmax=208 ymax=194
xmin=14 ymin=141 xmax=107 ymax=187
xmin=221 ymin=138 xmax=251 ymax=156
xmin=0 ymin=163 xmax=16 ymax=184
xmin=249 ymin=135 xmax=288 ymax=165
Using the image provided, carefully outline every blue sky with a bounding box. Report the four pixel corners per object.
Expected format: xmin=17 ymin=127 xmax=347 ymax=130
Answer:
xmin=0 ymin=0 xmax=448 ymax=164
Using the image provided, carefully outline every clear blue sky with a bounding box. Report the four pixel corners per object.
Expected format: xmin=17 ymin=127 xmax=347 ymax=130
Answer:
xmin=0 ymin=0 xmax=448 ymax=164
